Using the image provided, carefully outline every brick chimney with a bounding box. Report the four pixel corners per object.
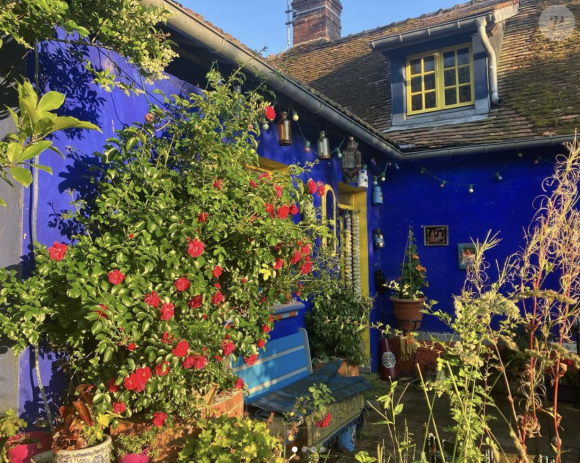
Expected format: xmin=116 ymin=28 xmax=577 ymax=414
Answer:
xmin=291 ymin=0 xmax=343 ymax=46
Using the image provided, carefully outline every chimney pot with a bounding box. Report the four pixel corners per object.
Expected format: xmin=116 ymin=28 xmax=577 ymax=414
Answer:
xmin=291 ymin=0 xmax=342 ymax=46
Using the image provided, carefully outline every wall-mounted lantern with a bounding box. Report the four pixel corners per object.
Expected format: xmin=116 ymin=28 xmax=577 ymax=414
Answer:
xmin=318 ymin=131 xmax=330 ymax=160
xmin=373 ymin=229 xmax=385 ymax=249
xmin=278 ymin=111 xmax=292 ymax=146
xmin=357 ymin=167 xmax=368 ymax=188
xmin=372 ymin=184 xmax=383 ymax=206
xmin=341 ymin=136 xmax=362 ymax=183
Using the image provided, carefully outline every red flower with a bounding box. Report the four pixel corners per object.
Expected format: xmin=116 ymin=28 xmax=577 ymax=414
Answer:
xmin=235 ymin=378 xmax=244 ymax=389
xmin=290 ymin=204 xmax=299 ymax=215
xmin=273 ymin=258 xmax=284 ymax=270
xmin=173 ymin=340 xmax=189 ymax=357
xmin=128 ymin=343 xmax=136 ymax=351
xmin=269 ymin=315 xmax=275 ymax=322
xmin=187 ymin=238 xmax=205 ymax=258
xmin=262 ymin=325 xmax=271 ymax=334
xmin=317 ymin=182 xmax=325 ymax=197
xmin=96 ymin=304 xmax=109 ymax=320
xmin=124 ymin=367 xmax=151 ymax=392
xmin=241 ymin=278 xmax=247 ymax=283
xmin=306 ymin=179 xmax=317 ymax=194
xmin=274 ymin=185 xmax=283 ymax=198
xmin=290 ymin=250 xmax=302 ymax=265
xmin=316 ymin=412 xmax=332 ymax=428
xmin=300 ymin=259 xmax=313 ymax=274
xmin=198 ymin=212 xmax=209 ymax=223
xmin=161 ymin=332 xmax=174 ymax=344
xmin=211 ymin=291 xmax=225 ymax=305
xmin=212 ymin=265 xmax=223 ymax=278
xmin=215 ymin=355 xmax=223 ymax=362
xmin=113 ymin=402 xmax=126 ymax=414
xmin=257 ymin=339 xmax=266 ymax=349
xmin=562 ymin=359 xmax=574 ymax=367
xmin=174 ymin=277 xmax=190 ymax=292
xmin=108 ymin=269 xmax=125 ymax=285
xmin=155 ymin=361 xmax=170 ymax=377
xmin=188 ymin=295 xmax=203 ymax=309
xmin=152 ymin=412 xmax=167 ymax=428
xmin=202 ymin=314 xmax=208 ymax=320
xmin=159 ymin=302 xmax=175 ymax=321
xmin=277 ymin=205 xmax=290 ymax=219
xmin=129 ymin=233 xmax=134 ymax=240
xmin=249 ymin=180 xmax=258 ymax=188
xmin=265 ymin=203 xmax=275 ymax=218
xmin=245 ymin=354 xmax=258 ymax=366
xmin=107 ymin=378 xmax=120 ymax=393
xmin=214 ymin=283 xmax=221 ymax=289
xmin=258 ymin=172 xmax=270 ymax=182
xmin=48 ymin=242 xmax=68 ymax=261
xmin=265 ymin=105 xmax=276 ymax=121
xmin=184 ymin=355 xmax=208 ymax=370
xmin=301 ymin=244 xmax=312 ymax=255
xmin=213 ymin=179 xmax=223 ymax=190
xmin=222 ymin=340 xmax=236 ymax=356
xmin=144 ymin=291 xmax=160 ymax=308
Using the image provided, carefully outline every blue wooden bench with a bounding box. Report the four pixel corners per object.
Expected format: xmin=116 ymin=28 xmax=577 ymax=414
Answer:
xmin=232 ymin=328 xmax=371 ymax=449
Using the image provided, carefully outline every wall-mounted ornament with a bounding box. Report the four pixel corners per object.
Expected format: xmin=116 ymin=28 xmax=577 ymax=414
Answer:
xmin=278 ymin=111 xmax=292 ymax=146
xmin=341 ymin=136 xmax=362 ymax=183
xmin=318 ymin=131 xmax=330 ymax=160
xmin=424 ymin=225 xmax=449 ymax=246
xmin=372 ymin=184 xmax=383 ymax=205
xmin=373 ymin=228 xmax=385 ymax=249
xmin=357 ymin=168 xmax=368 ymax=188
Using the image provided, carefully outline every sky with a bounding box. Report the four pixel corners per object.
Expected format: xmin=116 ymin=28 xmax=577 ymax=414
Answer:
xmin=182 ymin=1 xmax=463 ymax=55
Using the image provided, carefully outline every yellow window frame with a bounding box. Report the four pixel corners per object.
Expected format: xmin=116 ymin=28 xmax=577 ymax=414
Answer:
xmin=406 ymin=43 xmax=475 ymax=115
xmin=320 ymin=185 xmax=337 ymax=252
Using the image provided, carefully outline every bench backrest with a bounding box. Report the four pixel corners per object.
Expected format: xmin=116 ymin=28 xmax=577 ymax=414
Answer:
xmin=231 ymin=328 xmax=313 ymax=403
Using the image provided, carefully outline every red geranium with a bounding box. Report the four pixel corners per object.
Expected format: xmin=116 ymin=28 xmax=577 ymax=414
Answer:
xmin=124 ymin=367 xmax=151 ymax=392
xmin=173 ymin=340 xmax=189 ymax=357
xmin=160 ymin=302 xmax=174 ymax=321
xmin=262 ymin=325 xmax=271 ymax=334
xmin=161 ymin=332 xmax=174 ymax=344
xmin=265 ymin=203 xmax=275 ymax=218
xmin=174 ymin=277 xmax=190 ymax=292
xmin=152 ymin=412 xmax=167 ymax=428
xmin=317 ymin=182 xmax=325 ymax=196
xmin=222 ymin=340 xmax=236 ymax=355
xmin=113 ymin=402 xmax=126 ymax=414
xmin=187 ymin=238 xmax=205 ymax=258
xmin=48 ymin=242 xmax=68 ymax=261
xmin=127 ymin=343 xmax=136 ymax=351
xmin=128 ymin=233 xmax=134 ymax=239
xmin=213 ymin=179 xmax=223 ymax=190
xmin=290 ymin=204 xmax=299 ymax=215
xmin=277 ymin=205 xmax=290 ymax=219
xmin=301 ymin=244 xmax=312 ymax=255
xmin=235 ymin=378 xmax=244 ymax=389
xmin=211 ymin=291 xmax=225 ymax=305
xmin=316 ymin=412 xmax=332 ymax=428
xmin=185 ymin=355 xmax=208 ymax=370
xmin=306 ymin=179 xmax=317 ymax=194
xmin=108 ymin=269 xmax=125 ymax=285
xmin=212 ymin=265 xmax=223 ymax=278
xmin=300 ymin=259 xmax=313 ymax=274
xmin=257 ymin=339 xmax=266 ymax=349
xmin=258 ymin=172 xmax=270 ymax=182
xmin=273 ymin=258 xmax=284 ymax=270
xmin=249 ymin=180 xmax=258 ymax=188
xmin=265 ymin=105 xmax=276 ymax=121
xmin=274 ymin=185 xmax=283 ymax=198
xmin=245 ymin=354 xmax=258 ymax=366
xmin=144 ymin=291 xmax=161 ymax=308
xmin=188 ymin=295 xmax=203 ymax=309
xmin=290 ymin=250 xmax=302 ymax=265
xmin=198 ymin=212 xmax=209 ymax=223
xmin=155 ymin=360 xmax=170 ymax=376
xmin=107 ymin=378 xmax=120 ymax=393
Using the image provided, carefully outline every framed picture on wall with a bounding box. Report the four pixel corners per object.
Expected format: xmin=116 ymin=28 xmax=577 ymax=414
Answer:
xmin=424 ymin=225 xmax=449 ymax=246
xmin=457 ymin=243 xmax=476 ymax=269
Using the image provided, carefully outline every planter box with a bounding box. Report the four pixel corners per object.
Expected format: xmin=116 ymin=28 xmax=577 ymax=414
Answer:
xmin=6 ymin=432 xmax=52 ymax=463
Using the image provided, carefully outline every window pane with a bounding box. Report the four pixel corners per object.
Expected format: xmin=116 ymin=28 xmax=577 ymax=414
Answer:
xmin=457 ymin=48 xmax=470 ymax=66
xmin=458 ymin=66 xmax=471 ymax=84
xmin=443 ymin=51 xmax=455 ymax=68
xmin=423 ymin=55 xmax=435 ymax=72
xmin=410 ymin=59 xmax=421 ymax=75
xmin=424 ymin=73 xmax=436 ymax=91
xmin=411 ymin=76 xmax=422 ymax=93
xmin=411 ymin=94 xmax=423 ymax=111
xmin=425 ymin=92 xmax=437 ymax=109
xmin=444 ymin=69 xmax=456 ymax=86
xmin=445 ymin=88 xmax=457 ymax=106
xmin=459 ymin=85 xmax=472 ymax=103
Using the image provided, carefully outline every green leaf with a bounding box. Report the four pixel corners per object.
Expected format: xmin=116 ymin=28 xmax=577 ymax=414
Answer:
xmin=6 ymin=143 xmax=23 ymax=163
xmin=10 ymin=167 xmax=33 ymax=187
xmin=37 ymin=91 xmax=65 ymax=115
xmin=19 ymin=141 xmax=53 ymax=162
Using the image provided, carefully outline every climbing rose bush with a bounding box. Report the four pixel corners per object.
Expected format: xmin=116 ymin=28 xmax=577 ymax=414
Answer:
xmin=0 ymin=70 xmax=335 ymax=424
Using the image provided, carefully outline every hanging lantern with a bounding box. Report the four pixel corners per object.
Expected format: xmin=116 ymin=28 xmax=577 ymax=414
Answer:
xmin=277 ymin=111 xmax=292 ymax=146
xmin=341 ymin=136 xmax=362 ymax=183
xmin=357 ymin=167 xmax=368 ymax=188
xmin=318 ymin=131 xmax=330 ymax=160
xmin=372 ymin=184 xmax=383 ymax=205
xmin=373 ymin=229 xmax=385 ymax=249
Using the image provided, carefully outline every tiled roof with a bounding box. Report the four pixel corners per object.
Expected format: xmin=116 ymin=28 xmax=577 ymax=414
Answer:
xmin=270 ymin=0 xmax=580 ymax=153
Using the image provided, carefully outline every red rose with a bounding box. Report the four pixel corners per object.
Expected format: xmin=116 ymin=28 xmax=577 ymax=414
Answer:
xmin=273 ymin=258 xmax=284 ymax=270
xmin=290 ymin=204 xmax=299 ymax=215
xmin=245 ymin=354 xmax=258 ymax=366
xmin=262 ymin=325 xmax=271 ymax=334
xmin=107 ymin=378 xmax=120 ymax=393
xmin=48 ymin=242 xmax=68 ymax=261
xmin=128 ymin=343 xmax=136 ymax=351
xmin=124 ymin=367 xmax=151 ymax=392
xmin=144 ymin=291 xmax=161 ymax=308
xmin=174 ymin=277 xmax=190 ymax=292
xmin=277 ymin=205 xmax=290 ymax=219
xmin=187 ymin=238 xmax=205 ymax=258
xmin=257 ymin=339 xmax=266 ymax=349
xmin=300 ymin=259 xmax=313 ymax=274
xmin=155 ymin=361 xmax=170 ymax=376
xmin=213 ymin=179 xmax=223 ymax=190
xmin=265 ymin=105 xmax=276 ymax=121
xmin=152 ymin=412 xmax=167 ymax=428
xmin=235 ymin=378 xmax=244 ymax=389
xmin=317 ymin=182 xmax=325 ymax=197
xmin=161 ymin=332 xmax=174 ymax=344
xmin=290 ymin=250 xmax=302 ymax=265
xmin=215 ymin=355 xmax=223 ymax=362
xmin=274 ymin=185 xmax=283 ymax=198
xmin=211 ymin=291 xmax=225 ymax=305
xmin=307 ymin=179 xmax=317 ymax=194
xmin=188 ymin=295 xmax=203 ymax=309
xmin=113 ymin=402 xmax=126 ymax=414
xmin=212 ymin=265 xmax=223 ymax=278
xmin=198 ymin=212 xmax=209 ymax=223
xmin=159 ymin=302 xmax=174 ymax=321
xmin=192 ymin=355 xmax=208 ymax=369
xmin=265 ymin=203 xmax=275 ymax=218
xmin=173 ymin=340 xmax=189 ymax=357
xmin=222 ymin=340 xmax=236 ymax=356
xmin=108 ymin=269 xmax=125 ymax=285
xmin=250 ymin=180 xmax=258 ymax=188
xmin=96 ymin=304 xmax=109 ymax=320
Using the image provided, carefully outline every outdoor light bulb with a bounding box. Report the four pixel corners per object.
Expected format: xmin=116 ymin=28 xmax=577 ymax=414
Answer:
xmin=373 ymin=178 xmax=378 ymax=186
xmin=495 ymin=172 xmax=503 ymax=181
xmin=304 ymin=141 xmax=311 ymax=153
xmin=395 ymin=162 xmax=400 ymax=170
xmin=440 ymin=181 xmax=446 ymax=188
xmin=292 ymin=447 xmax=298 ymax=453
xmin=534 ymin=157 xmax=541 ymax=165
xmin=292 ymin=111 xmax=299 ymax=121
xmin=420 ymin=167 xmax=426 ymax=174
xmin=517 ymin=152 xmax=523 ymax=158
xmin=262 ymin=122 xmax=269 ymax=131
xmin=337 ymin=149 xmax=342 ymax=159
xmin=381 ymin=175 xmax=386 ymax=182
xmin=469 ymin=184 xmax=474 ymax=193
xmin=301 ymin=447 xmax=308 ymax=453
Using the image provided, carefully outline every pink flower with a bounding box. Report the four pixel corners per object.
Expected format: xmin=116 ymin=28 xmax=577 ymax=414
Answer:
xmin=235 ymin=378 xmax=244 ymax=389
xmin=290 ymin=204 xmax=299 ymax=215
xmin=159 ymin=302 xmax=175 ymax=321
xmin=277 ymin=205 xmax=290 ymax=219
xmin=108 ymin=269 xmax=126 ymax=285
xmin=144 ymin=291 xmax=161 ymax=308
xmin=188 ymin=295 xmax=203 ymax=309
xmin=173 ymin=340 xmax=189 ymax=357
xmin=187 ymin=238 xmax=205 ymax=258
xmin=153 ymin=412 xmax=167 ymax=428
xmin=245 ymin=354 xmax=258 ymax=366
xmin=265 ymin=106 xmax=276 ymax=121
xmin=222 ymin=340 xmax=236 ymax=356
xmin=211 ymin=291 xmax=225 ymax=305
xmin=174 ymin=277 xmax=190 ymax=292
xmin=48 ymin=242 xmax=68 ymax=261
xmin=301 ymin=244 xmax=312 ymax=255
xmin=306 ymin=179 xmax=317 ymax=194
xmin=113 ymin=402 xmax=126 ymax=414
xmin=212 ymin=265 xmax=223 ymax=278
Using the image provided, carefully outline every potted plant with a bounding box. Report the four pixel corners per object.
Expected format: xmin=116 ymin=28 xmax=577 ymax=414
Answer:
xmin=306 ymin=285 xmax=373 ymax=375
xmin=114 ymin=427 xmax=159 ymax=463
xmin=389 ymin=226 xmax=429 ymax=333
xmin=0 ymin=410 xmax=51 ymax=463
xmin=51 ymin=385 xmax=113 ymax=463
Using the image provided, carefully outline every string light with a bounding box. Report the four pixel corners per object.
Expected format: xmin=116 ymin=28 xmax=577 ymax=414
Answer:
xmin=262 ymin=122 xmax=269 ymax=130
xmin=292 ymin=111 xmax=299 ymax=122
xmin=468 ymin=184 xmax=474 ymax=194
xmin=373 ymin=178 xmax=378 ymax=186
xmin=380 ymin=175 xmax=386 ymax=182
xmin=337 ymin=149 xmax=342 ymax=159
xmin=518 ymin=152 xmax=523 ymax=158
xmin=440 ymin=180 xmax=446 ymax=188
xmin=534 ymin=156 xmax=541 ymax=165
xmin=394 ymin=162 xmax=400 ymax=170
xmin=495 ymin=172 xmax=503 ymax=181
xmin=304 ymin=140 xmax=311 ymax=153
xmin=420 ymin=167 xmax=426 ymax=174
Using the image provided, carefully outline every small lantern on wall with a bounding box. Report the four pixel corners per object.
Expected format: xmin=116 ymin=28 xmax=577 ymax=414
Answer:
xmin=357 ymin=167 xmax=368 ymax=188
xmin=318 ymin=131 xmax=330 ymax=160
xmin=278 ymin=111 xmax=292 ymax=146
xmin=373 ymin=228 xmax=385 ymax=249
xmin=341 ymin=136 xmax=362 ymax=183
xmin=372 ymin=184 xmax=383 ymax=206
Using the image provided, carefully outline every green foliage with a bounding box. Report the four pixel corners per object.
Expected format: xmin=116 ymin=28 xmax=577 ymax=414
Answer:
xmin=389 ymin=226 xmax=428 ymax=300
xmin=0 ymin=410 xmax=26 ymax=440
xmin=114 ymin=427 xmax=160 ymax=460
xmin=0 ymin=80 xmax=100 ymax=206
xmin=0 ymin=70 xmax=335 ymax=423
xmin=306 ymin=286 xmax=373 ymax=365
xmin=178 ymin=415 xmax=284 ymax=463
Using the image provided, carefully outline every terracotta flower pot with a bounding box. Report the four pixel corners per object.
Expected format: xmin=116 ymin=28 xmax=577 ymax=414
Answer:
xmin=54 ymin=434 xmax=112 ymax=463
xmin=6 ymin=432 xmax=52 ymax=463
xmin=390 ymin=296 xmax=426 ymax=333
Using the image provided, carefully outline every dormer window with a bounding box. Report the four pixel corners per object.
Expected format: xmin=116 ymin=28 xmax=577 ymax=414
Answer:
xmin=406 ymin=43 xmax=474 ymax=115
